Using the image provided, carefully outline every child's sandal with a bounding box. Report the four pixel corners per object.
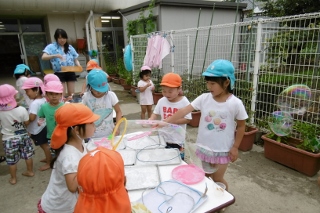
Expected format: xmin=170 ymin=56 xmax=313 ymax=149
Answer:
xmin=0 ymin=156 xmax=6 ymax=163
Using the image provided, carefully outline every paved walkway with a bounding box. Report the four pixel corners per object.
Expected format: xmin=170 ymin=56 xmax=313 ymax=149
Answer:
xmin=0 ymin=77 xmax=319 ymax=213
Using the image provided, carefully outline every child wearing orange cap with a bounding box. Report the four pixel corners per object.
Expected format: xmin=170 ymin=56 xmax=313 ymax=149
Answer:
xmin=149 ymin=73 xmax=192 ymax=159
xmin=38 ymin=103 xmax=99 ymax=213
xmin=138 ymin=65 xmax=155 ymax=119
xmin=74 ymin=147 xmax=131 ymax=213
xmin=0 ymin=84 xmax=34 ymax=185
xmin=21 ymin=77 xmax=51 ymax=171
xmin=81 ymin=60 xmax=102 ymax=95
xmin=38 ymin=81 xmax=64 ymax=154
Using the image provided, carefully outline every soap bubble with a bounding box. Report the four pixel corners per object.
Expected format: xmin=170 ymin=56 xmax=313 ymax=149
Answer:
xmin=268 ymin=111 xmax=293 ymax=136
xmin=277 ymin=84 xmax=311 ymax=115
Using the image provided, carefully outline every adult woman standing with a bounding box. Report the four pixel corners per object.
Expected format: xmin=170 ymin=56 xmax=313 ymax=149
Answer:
xmin=42 ymin=28 xmax=81 ymax=99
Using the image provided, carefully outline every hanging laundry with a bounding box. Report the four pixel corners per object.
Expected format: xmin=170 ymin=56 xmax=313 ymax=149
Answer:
xmin=143 ymin=34 xmax=171 ymax=69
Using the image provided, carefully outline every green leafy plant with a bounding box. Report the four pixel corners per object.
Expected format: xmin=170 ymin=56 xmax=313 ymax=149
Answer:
xmin=152 ymin=68 xmax=163 ymax=93
xmin=294 ymin=121 xmax=320 ymax=153
xmin=126 ymin=0 xmax=157 ymax=39
xmin=103 ymin=47 xmax=118 ymax=76
xmin=181 ymin=74 xmax=207 ymax=102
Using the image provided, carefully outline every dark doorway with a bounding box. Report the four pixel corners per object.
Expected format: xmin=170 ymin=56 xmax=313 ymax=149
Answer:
xmin=0 ymin=35 xmax=22 ymax=77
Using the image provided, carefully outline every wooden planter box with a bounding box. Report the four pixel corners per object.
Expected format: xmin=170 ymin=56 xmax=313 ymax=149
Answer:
xmin=113 ymin=77 xmax=120 ymax=84
xmin=153 ymin=92 xmax=163 ymax=105
xmin=131 ymin=86 xmax=138 ymax=97
xmin=262 ymin=135 xmax=320 ymax=176
xmin=119 ymin=78 xmax=126 ymax=85
xmin=122 ymin=84 xmax=131 ymax=90
xmin=238 ymin=126 xmax=259 ymax=152
xmin=188 ymin=111 xmax=201 ymax=127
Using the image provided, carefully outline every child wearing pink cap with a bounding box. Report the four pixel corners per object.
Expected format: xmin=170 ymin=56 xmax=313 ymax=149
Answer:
xmin=38 ymin=81 xmax=64 ymax=153
xmin=43 ymin=74 xmax=60 ymax=85
xmin=138 ymin=65 xmax=154 ymax=119
xmin=0 ymin=84 xmax=34 ymax=185
xmin=22 ymin=77 xmax=51 ymax=171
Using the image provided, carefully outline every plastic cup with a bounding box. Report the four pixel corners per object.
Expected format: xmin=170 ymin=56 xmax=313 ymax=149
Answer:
xmin=214 ymin=182 xmax=226 ymax=197
xmin=61 ymin=54 xmax=66 ymax=62
xmin=38 ymin=118 xmax=45 ymax=126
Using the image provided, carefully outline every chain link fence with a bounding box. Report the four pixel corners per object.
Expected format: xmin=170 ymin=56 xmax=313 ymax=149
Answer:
xmin=130 ymin=12 xmax=320 ymax=138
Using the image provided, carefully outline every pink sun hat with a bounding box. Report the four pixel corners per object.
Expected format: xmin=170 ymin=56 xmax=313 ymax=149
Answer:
xmin=0 ymin=84 xmax=18 ymax=111
xmin=140 ymin=65 xmax=151 ymax=72
xmin=44 ymin=81 xmax=63 ymax=93
xmin=21 ymin=77 xmax=45 ymax=95
xmin=44 ymin=74 xmax=60 ymax=85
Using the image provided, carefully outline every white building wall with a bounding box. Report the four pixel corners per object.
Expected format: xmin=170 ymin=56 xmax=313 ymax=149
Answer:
xmin=160 ymin=6 xmax=241 ymax=31
xmin=46 ymin=14 xmax=87 ymax=45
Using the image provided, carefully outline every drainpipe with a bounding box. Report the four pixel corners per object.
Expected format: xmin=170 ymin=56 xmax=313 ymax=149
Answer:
xmin=85 ymin=10 xmax=93 ymax=51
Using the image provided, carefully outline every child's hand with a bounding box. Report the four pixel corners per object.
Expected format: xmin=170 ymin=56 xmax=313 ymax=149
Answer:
xmin=38 ymin=118 xmax=45 ymax=126
xmin=228 ymin=146 xmax=239 ymax=162
xmin=147 ymin=82 xmax=151 ymax=87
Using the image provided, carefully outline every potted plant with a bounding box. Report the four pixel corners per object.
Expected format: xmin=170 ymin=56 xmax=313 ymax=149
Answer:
xmin=152 ymin=68 xmax=163 ymax=105
xmin=103 ymin=47 xmax=118 ymax=82
xmin=262 ymin=120 xmax=320 ymax=177
xmin=182 ymin=76 xmax=206 ymax=127
xmin=234 ymin=81 xmax=259 ymax=151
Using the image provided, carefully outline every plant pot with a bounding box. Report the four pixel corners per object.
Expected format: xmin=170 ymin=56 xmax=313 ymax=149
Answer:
xmin=188 ymin=111 xmax=201 ymax=127
xmin=238 ymin=126 xmax=259 ymax=151
xmin=122 ymin=84 xmax=131 ymax=90
xmin=153 ymin=92 xmax=163 ymax=105
xmin=262 ymin=134 xmax=320 ymax=176
xmin=131 ymin=86 xmax=138 ymax=97
xmin=113 ymin=78 xmax=120 ymax=84
xmin=119 ymin=78 xmax=126 ymax=85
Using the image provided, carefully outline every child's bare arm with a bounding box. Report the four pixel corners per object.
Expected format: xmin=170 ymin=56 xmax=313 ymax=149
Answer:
xmin=139 ymin=83 xmax=151 ymax=92
xmin=114 ymin=103 xmax=122 ymax=124
xmin=166 ymin=104 xmax=194 ymax=124
xmin=29 ymin=113 xmax=37 ymax=122
xmin=166 ymin=117 xmax=191 ymax=125
xmin=149 ymin=113 xmax=158 ymax=120
xmin=65 ymin=173 xmax=78 ymax=193
xmin=24 ymin=120 xmax=30 ymax=126
xmin=229 ymin=119 xmax=246 ymax=162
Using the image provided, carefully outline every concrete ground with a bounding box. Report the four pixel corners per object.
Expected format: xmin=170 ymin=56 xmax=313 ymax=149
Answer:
xmin=0 ymin=76 xmax=319 ymax=213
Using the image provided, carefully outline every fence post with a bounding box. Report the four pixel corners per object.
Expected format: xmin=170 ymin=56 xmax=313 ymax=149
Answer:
xmin=170 ymin=30 xmax=175 ymax=73
xmin=130 ymin=36 xmax=135 ymax=85
xmin=187 ymin=34 xmax=190 ymax=80
xmin=250 ymin=19 xmax=262 ymax=125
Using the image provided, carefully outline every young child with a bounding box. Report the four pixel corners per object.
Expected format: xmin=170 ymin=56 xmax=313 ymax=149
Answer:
xmin=0 ymin=84 xmax=34 ymax=185
xmin=13 ymin=64 xmax=34 ymax=108
xmin=138 ymin=65 xmax=154 ymax=119
xmin=74 ymin=147 xmax=131 ymax=213
xmin=166 ymin=59 xmax=248 ymax=191
xmin=82 ymin=69 xmax=122 ymax=138
xmin=150 ymin=73 xmax=192 ymax=159
xmin=38 ymin=103 xmax=99 ymax=213
xmin=43 ymin=73 xmax=60 ymax=85
xmin=21 ymin=77 xmax=51 ymax=171
xmin=38 ymin=81 xmax=64 ymax=151
xmin=81 ymin=59 xmax=102 ymax=95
